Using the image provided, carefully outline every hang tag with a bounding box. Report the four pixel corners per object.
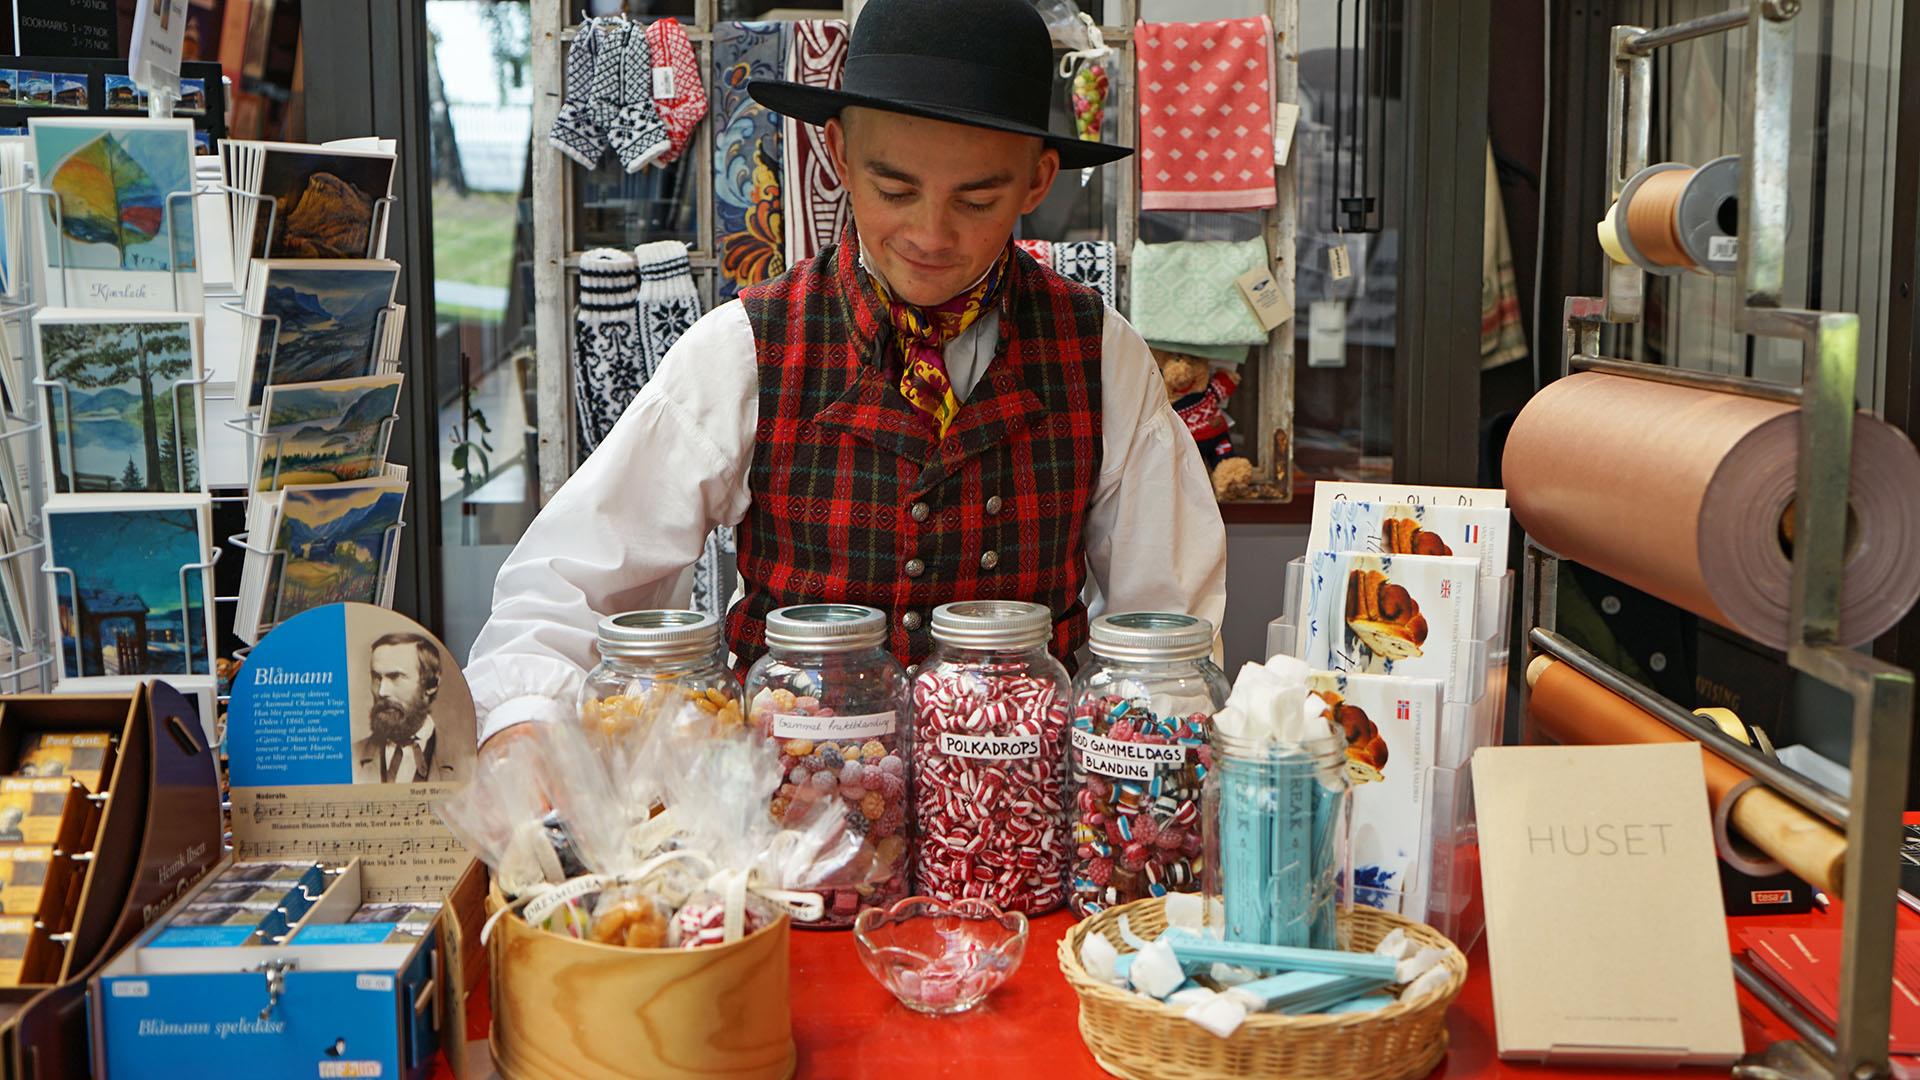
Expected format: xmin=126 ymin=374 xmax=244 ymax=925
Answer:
xmin=653 ymin=66 xmax=677 ymax=100
xmin=1327 ymin=243 xmax=1352 ymax=281
xmin=1309 ymin=300 xmax=1348 ymax=368
xmin=1235 ymin=264 xmax=1292 ymax=333
xmin=1273 ymin=102 xmax=1301 ymax=166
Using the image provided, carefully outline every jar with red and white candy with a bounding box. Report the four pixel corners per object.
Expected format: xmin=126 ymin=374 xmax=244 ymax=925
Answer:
xmin=745 ymin=604 xmax=910 ymax=928
xmin=912 ymin=600 xmax=1071 ymax=915
xmin=1068 ymin=612 xmax=1227 ymax=917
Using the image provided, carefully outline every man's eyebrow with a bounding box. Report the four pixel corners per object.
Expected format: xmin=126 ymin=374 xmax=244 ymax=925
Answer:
xmin=864 ymin=159 xmax=1015 ymax=193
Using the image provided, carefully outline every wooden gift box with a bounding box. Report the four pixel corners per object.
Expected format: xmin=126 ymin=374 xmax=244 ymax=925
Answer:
xmin=487 ymin=885 xmax=795 ymax=1080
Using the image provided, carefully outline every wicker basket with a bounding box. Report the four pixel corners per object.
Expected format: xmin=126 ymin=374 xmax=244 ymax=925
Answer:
xmin=1057 ymin=898 xmax=1467 ymax=1080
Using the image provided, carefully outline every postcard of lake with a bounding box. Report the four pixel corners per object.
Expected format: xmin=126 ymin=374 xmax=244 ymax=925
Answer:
xmin=240 ymin=259 xmax=398 ymax=407
xmin=262 ymin=481 xmax=406 ymax=629
xmin=30 ymin=118 xmax=198 ymax=310
xmin=45 ymin=495 xmax=213 ymax=681
xmin=36 ymin=312 xmax=203 ymax=494
xmin=253 ymin=374 xmax=401 ymax=492
xmin=251 ymin=147 xmax=394 ymax=260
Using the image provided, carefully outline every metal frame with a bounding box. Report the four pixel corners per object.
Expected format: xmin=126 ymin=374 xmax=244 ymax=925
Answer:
xmin=529 ymin=0 xmax=1301 ymax=502
xmin=1531 ymin=5 xmax=1914 ymax=1076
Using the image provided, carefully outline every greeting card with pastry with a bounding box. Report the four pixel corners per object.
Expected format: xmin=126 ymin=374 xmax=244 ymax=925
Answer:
xmin=1331 ymin=500 xmax=1512 ymax=578
xmin=1304 ymin=551 xmax=1480 ymax=690
xmin=1306 ymin=671 xmax=1442 ymax=917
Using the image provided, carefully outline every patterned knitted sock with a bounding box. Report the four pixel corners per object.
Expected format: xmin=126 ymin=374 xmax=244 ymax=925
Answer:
xmin=632 ymin=240 xmax=702 ymax=381
xmin=548 ymin=17 xmax=605 ymax=167
xmin=602 ymin=21 xmax=672 ymax=174
xmin=646 ymin=17 xmax=707 ymax=165
xmin=573 ymin=247 xmax=643 ymax=457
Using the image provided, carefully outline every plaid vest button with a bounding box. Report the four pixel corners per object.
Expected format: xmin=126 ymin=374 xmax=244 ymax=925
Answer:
xmin=910 ymin=501 xmax=931 ymax=523
xmin=905 ymin=558 xmax=926 ymax=578
xmin=980 ymin=550 xmax=1000 ymax=570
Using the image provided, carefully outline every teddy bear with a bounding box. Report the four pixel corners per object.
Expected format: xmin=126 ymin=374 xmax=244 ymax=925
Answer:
xmin=1153 ymin=348 xmax=1255 ymax=499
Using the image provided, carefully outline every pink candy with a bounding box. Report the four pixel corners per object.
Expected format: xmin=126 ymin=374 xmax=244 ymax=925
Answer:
xmin=911 ymin=665 xmax=1069 ymax=914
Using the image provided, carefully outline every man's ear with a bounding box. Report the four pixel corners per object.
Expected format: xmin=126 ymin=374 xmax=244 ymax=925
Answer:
xmin=1020 ymin=146 xmax=1061 ymax=215
xmin=826 ymin=115 xmax=850 ymax=182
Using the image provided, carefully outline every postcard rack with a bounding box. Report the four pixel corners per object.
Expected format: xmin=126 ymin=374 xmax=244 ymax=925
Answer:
xmin=1521 ymin=5 xmax=1915 ymax=1077
xmin=1267 ymin=556 xmax=1512 ymax=951
xmin=223 ymin=518 xmax=407 ymax=639
xmin=0 ymin=166 xmax=223 ymax=696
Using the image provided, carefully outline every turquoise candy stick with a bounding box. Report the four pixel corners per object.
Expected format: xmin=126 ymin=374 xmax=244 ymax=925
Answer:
xmin=1163 ymin=928 xmax=1400 ymax=981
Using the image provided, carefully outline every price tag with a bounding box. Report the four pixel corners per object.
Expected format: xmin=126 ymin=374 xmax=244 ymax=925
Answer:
xmin=1328 ymin=243 xmax=1352 ymax=281
xmin=1273 ymin=101 xmax=1301 ymax=165
xmin=653 ymin=66 xmax=677 ymax=100
xmin=1235 ymin=263 xmax=1292 ymax=332
xmin=1708 ymin=235 xmax=1738 ymax=262
xmin=1309 ymin=300 xmax=1347 ymax=368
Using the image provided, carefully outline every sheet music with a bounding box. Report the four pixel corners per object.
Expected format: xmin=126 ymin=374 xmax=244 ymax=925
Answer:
xmin=231 ymin=783 xmax=466 ymax=902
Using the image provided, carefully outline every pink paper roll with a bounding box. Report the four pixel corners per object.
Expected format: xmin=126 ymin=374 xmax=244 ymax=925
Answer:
xmin=1504 ymin=371 xmax=1920 ymax=648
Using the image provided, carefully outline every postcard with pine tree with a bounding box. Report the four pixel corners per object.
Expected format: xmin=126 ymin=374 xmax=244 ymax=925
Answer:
xmin=253 ymin=374 xmax=401 ymax=492
xmin=34 ymin=311 xmax=203 ymax=495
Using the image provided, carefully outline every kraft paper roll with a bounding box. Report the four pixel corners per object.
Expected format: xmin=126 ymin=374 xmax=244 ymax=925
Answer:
xmin=1525 ymin=655 xmax=1847 ymax=896
xmin=1504 ymin=371 xmax=1920 ymax=649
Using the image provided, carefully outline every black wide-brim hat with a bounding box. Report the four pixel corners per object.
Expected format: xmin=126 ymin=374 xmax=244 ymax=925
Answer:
xmin=747 ymin=0 xmax=1132 ymax=171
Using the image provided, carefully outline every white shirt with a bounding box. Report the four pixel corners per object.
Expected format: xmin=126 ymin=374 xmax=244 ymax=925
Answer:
xmin=368 ymin=715 xmax=436 ymax=782
xmin=464 ymin=299 xmax=1228 ymax=742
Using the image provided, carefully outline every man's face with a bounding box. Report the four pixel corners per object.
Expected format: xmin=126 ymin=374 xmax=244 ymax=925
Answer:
xmin=828 ymin=107 xmax=1060 ymax=307
xmin=369 ymin=643 xmax=430 ymax=744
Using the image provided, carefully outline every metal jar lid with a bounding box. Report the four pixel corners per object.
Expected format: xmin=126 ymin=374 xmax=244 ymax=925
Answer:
xmin=765 ymin=604 xmax=887 ymax=651
xmin=595 ymin=610 xmax=723 ymax=663
xmin=1088 ymin=612 xmax=1215 ymax=664
xmin=929 ymin=600 xmax=1051 ymax=651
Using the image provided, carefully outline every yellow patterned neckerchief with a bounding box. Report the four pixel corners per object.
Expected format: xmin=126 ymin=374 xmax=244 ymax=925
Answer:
xmin=867 ymin=244 xmax=1013 ymax=438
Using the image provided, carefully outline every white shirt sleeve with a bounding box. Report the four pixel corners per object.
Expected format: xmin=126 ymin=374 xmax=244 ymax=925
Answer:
xmin=463 ymin=302 xmax=759 ymax=742
xmin=1084 ymin=308 xmax=1229 ymax=634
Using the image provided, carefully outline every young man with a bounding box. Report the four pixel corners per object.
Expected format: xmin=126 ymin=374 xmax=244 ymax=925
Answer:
xmin=466 ymin=0 xmax=1227 ymax=752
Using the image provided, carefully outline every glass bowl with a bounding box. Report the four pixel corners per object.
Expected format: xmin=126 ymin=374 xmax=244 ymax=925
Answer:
xmin=851 ymin=895 xmax=1029 ymax=1015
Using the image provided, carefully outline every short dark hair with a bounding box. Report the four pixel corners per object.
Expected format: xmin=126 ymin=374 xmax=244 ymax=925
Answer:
xmin=371 ymin=632 xmax=441 ymax=695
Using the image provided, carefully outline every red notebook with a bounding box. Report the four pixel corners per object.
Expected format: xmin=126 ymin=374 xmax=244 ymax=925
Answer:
xmin=1740 ymin=927 xmax=1920 ymax=1053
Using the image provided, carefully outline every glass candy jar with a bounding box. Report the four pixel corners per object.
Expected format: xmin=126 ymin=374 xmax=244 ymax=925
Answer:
xmin=1067 ymin=613 xmax=1228 ymax=916
xmin=912 ymin=600 xmax=1071 ymax=915
xmin=576 ymin=611 xmax=744 ymax=759
xmin=1202 ymin=728 xmax=1351 ymax=949
xmin=745 ymin=604 xmax=911 ymax=928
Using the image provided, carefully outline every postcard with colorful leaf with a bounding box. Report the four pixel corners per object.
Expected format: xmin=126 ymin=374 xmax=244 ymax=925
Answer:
xmin=253 ymin=374 xmax=401 ymax=492
xmin=29 ymin=118 xmax=199 ymax=311
xmin=238 ymin=259 xmax=399 ymax=408
xmin=261 ymin=479 xmax=407 ymax=633
xmin=35 ymin=311 xmax=203 ymax=494
xmin=44 ymin=494 xmax=214 ymax=683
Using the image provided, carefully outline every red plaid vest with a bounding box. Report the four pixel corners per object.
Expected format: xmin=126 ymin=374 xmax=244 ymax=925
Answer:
xmin=729 ymin=234 xmax=1105 ymax=672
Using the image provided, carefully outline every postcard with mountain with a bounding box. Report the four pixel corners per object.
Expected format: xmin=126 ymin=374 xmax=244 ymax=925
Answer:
xmin=36 ymin=313 xmax=203 ymax=494
xmin=44 ymin=494 xmax=213 ymax=682
xmin=29 ymin=118 xmax=198 ymax=311
xmin=253 ymin=375 xmax=401 ymax=492
xmin=239 ymin=259 xmax=398 ymax=408
xmin=262 ymin=480 xmax=406 ymax=632
xmin=251 ymin=147 xmax=395 ymax=261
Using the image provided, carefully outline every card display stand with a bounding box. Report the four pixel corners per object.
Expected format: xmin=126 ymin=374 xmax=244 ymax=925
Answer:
xmin=0 ymin=682 xmax=224 ymax=1077
xmin=1267 ymin=556 xmax=1512 ymax=951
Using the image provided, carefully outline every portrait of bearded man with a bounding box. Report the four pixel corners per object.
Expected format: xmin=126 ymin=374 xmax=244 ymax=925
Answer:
xmin=353 ymin=631 xmax=466 ymax=784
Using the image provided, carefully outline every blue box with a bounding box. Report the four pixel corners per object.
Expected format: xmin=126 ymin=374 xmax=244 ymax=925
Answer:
xmin=91 ymin=858 xmax=447 ymax=1080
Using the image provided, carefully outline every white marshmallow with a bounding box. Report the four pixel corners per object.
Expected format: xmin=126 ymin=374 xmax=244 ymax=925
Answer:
xmin=1166 ymin=986 xmax=1218 ymax=1008
xmin=1185 ymin=993 xmax=1252 ymax=1039
xmin=1401 ymin=964 xmax=1453 ymax=1003
xmin=1128 ymin=939 xmax=1187 ymax=999
xmin=1163 ymin=892 xmax=1205 ymax=930
xmin=1080 ymin=931 xmax=1120 ymax=985
xmin=1395 ymin=946 xmax=1449 ymax=985
xmin=1373 ymin=927 xmax=1417 ymax=961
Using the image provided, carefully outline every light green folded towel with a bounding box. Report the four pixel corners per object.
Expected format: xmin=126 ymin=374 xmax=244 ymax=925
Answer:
xmin=1130 ymin=238 xmax=1273 ymax=346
